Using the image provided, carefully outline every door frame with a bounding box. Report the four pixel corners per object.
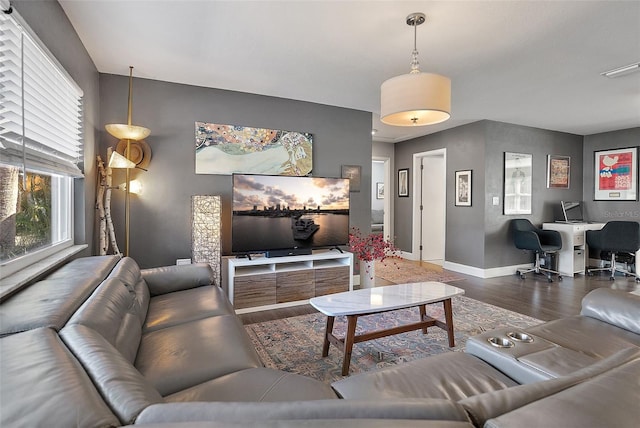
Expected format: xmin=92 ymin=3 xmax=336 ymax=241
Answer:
xmin=372 ymin=156 xmax=391 ymax=239
xmin=410 ymin=148 xmax=447 ymax=261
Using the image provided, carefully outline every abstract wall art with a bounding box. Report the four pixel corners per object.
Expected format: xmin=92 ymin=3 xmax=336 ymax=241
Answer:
xmin=195 ymin=122 xmax=313 ymax=176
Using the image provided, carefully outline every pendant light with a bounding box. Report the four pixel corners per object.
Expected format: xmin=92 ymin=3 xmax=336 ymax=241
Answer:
xmin=380 ymin=13 xmax=451 ymax=127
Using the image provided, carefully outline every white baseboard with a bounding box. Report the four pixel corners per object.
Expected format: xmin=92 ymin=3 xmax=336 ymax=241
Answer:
xmin=443 ymin=261 xmax=533 ymax=279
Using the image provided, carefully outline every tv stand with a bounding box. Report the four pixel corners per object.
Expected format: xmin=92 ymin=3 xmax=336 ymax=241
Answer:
xmin=224 ymin=251 xmax=353 ymax=314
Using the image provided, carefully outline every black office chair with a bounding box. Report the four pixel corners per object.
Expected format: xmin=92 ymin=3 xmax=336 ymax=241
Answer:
xmin=586 ymin=221 xmax=640 ymax=282
xmin=511 ymin=219 xmax=563 ymax=282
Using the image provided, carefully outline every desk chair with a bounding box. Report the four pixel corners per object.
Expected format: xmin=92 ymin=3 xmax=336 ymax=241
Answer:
xmin=511 ymin=219 xmax=563 ymax=282
xmin=586 ymin=221 xmax=640 ymax=282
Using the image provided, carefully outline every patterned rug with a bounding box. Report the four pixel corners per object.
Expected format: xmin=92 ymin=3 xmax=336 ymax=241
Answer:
xmin=375 ymin=257 xmax=465 ymax=284
xmin=245 ymin=295 xmax=542 ymax=383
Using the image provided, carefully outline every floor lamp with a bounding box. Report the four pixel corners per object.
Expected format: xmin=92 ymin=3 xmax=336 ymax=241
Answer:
xmin=105 ymin=66 xmax=150 ymax=257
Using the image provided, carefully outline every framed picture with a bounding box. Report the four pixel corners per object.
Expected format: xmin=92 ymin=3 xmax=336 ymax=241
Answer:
xmin=455 ymin=170 xmax=472 ymax=206
xmin=398 ymin=168 xmax=409 ymax=197
xmin=504 ymin=152 xmax=532 ymax=215
xmin=594 ymin=147 xmax=638 ymax=201
xmin=547 ymin=155 xmax=570 ymax=189
xmin=376 ymin=182 xmax=384 ymax=199
xmin=341 ymin=164 xmax=361 ymax=192
xmin=195 ymin=122 xmax=312 ymax=175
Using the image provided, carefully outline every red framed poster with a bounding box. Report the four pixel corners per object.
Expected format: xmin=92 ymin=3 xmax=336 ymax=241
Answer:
xmin=594 ymin=147 xmax=638 ymax=200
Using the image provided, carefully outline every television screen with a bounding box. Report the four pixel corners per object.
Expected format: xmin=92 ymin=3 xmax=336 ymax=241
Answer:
xmin=232 ymin=174 xmax=350 ymax=254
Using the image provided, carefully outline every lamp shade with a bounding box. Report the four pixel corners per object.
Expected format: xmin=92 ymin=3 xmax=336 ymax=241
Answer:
xmin=108 ymin=150 xmax=136 ymax=169
xmin=380 ymin=72 xmax=451 ymax=126
xmin=105 ymin=124 xmax=151 ymax=141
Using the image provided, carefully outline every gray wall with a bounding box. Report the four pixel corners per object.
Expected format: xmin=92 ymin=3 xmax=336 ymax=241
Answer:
xmin=99 ymin=74 xmax=372 ymax=268
xmin=14 ymin=0 xmax=100 ymax=255
xmin=483 ymin=122 xmax=584 ymax=269
xmin=583 ymin=127 xmax=640 ymax=222
xmin=394 ymin=120 xmax=584 ymax=270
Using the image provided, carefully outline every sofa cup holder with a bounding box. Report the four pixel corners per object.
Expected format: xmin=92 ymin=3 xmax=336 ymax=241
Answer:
xmin=506 ymin=331 xmax=534 ymax=343
xmin=487 ymin=337 xmax=514 ymax=348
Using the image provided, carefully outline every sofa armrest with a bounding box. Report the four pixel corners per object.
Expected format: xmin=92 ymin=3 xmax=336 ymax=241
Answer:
xmin=459 ymin=347 xmax=640 ymax=427
xmin=580 ymin=288 xmax=640 ymax=335
xmin=141 ymin=263 xmax=214 ymax=296
xmin=134 ymin=399 xmax=470 ymax=425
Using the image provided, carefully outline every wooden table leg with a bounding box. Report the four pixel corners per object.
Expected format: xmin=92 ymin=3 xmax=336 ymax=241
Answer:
xmin=342 ymin=315 xmax=358 ymax=376
xmin=322 ymin=316 xmax=335 ymax=357
xmin=419 ymin=304 xmax=428 ymax=334
xmin=443 ymin=298 xmax=455 ymax=347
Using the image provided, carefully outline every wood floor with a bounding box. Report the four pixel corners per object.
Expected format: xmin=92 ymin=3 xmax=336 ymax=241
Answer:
xmin=239 ymin=262 xmax=640 ymax=325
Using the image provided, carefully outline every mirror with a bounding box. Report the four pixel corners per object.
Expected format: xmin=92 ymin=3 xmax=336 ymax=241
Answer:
xmin=504 ymin=152 xmax=532 ymax=215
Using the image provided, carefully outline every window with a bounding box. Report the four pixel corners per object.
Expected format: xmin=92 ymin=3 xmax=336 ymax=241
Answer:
xmin=0 ymin=11 xmax=83 ymax=278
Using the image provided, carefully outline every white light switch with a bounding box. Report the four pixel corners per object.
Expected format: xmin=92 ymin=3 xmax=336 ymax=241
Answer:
xmin=492 ymin=196 xmax=500 ymax=206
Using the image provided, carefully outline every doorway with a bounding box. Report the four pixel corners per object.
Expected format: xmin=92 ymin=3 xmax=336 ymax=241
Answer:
xmin=372 ymin=157 xmax=391 ymax=238
xmin=412 ymin=149 xmax=446 ymax=264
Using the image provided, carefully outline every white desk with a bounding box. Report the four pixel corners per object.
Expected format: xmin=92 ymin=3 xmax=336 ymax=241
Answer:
xmin=543 ymin=222 xmax=639 ymax=277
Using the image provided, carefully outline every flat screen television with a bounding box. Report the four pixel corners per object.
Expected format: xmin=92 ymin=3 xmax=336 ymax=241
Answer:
xmin=561 ymin=201 xmax=584 ymax=223
xmin=232 ymin=174 xmax=350 ymax=255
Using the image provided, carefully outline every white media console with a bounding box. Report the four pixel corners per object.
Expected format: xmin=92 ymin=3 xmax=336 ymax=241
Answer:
xmin=222 ymin=250 xmax=353 ymax=314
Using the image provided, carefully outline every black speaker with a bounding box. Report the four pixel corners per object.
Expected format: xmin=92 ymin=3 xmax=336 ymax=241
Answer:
xmin=264 ymin=248 xmax=312 ymax=258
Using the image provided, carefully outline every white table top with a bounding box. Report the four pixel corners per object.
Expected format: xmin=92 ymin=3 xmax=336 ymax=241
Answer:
xmin=309 ymin=282 xmax=465 ymax=316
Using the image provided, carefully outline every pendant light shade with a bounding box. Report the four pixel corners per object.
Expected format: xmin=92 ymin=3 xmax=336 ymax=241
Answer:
xmin=380 ymin=13 xmax=451 ymax=127
xmin=381 ymin=72 xmax=451 ymax=126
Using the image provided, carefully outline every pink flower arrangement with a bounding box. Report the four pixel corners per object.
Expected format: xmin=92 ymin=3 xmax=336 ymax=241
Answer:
xmin=348 ymin=227 xmax=399 ymax=263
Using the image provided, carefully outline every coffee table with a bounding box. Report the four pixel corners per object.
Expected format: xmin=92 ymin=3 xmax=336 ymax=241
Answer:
xmin=309 ymin=282 xmax=465 ymax=376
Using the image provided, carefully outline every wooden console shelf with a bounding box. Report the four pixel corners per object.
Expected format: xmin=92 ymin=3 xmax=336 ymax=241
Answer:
xmin=223 ymin=251 xmax=353 ymax=314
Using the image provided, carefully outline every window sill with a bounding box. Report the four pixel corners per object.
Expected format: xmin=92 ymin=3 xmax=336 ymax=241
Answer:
xmin=0 ymin=244 xmax=88 ymax=301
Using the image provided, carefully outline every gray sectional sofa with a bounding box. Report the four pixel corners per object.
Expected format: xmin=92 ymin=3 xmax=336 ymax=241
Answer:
xmin=1 ymin=255 xmax=639 ymax=427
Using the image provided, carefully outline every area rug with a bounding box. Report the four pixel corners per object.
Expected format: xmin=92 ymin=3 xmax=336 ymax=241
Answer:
xmin=244 ymin=295 xmax=542 ymax=383
xmin=375 ymin=257 xmax=465 ymax=284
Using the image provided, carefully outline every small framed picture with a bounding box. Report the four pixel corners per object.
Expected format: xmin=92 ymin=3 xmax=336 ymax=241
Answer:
xmin=398 ymin=168 xmax=409 ymax=197
xmin=455 ymin=170 xmax=472 ymax=206
xmin=376 ymin=182 xmax=384 ymax=199
xmin=341 ymin=165 xmax=361 ymax=192
xmin=594 ymin=147 xmax=638 ymax=201
xmin=547 ymin=155 xmax=570 ymax=189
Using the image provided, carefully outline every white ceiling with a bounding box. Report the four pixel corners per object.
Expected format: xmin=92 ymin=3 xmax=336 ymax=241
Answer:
xmin=58 ymin=0 xmax=640 ymax=143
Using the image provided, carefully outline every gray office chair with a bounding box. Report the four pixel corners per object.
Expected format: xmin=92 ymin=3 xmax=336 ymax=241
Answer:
xmin=586 ymin=221 xmax=640 ymax=282
xmin=511 ymin=219 xmax=563 ymax=282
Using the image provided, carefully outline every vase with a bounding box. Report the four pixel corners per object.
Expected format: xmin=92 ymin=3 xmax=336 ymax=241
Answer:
xmin=359 ymin=259 xmax=375 ymax=289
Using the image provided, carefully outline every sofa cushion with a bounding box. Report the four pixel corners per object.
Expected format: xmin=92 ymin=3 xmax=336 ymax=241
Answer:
xmin=580 ymin=288 xmax=640 ymax=335
xmin=107 ymin=256 xmax=143 ymax=289
xmin=525 ymin=315 xmax=640 ymax=358
xmin=166 ymin=367 xmax=338 ymax=402
xmin=0 ymin=255 xmax=119 ymax=335
xmin=459 ymin=347 xmax=640 ymax=428
xmin=67 ymin=277 xmax=143 ymax=362
xmin=122 ymin=420 xmax=474 ymax=428
xmin=134 ymin=399 xmax=472 ymax=425
xmin=482 ymin=350 xmax=640 ymax=428
xmin=60 ymin=324 xmax=164 ymax=425
xmin=332 ymin=352 xmax=518 ymax=401
xmin=0 ymin=327 xmax=119 ymax=428
xmin=144 ymin=285 xmax=235 ymax=333
xmin=142 ymin=263 xmax=214 ymax=296
xmin=136 ymin=314 xmax=262 ymax=396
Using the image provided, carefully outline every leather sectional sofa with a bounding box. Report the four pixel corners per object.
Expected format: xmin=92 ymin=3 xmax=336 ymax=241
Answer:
xmin=1 ymin=255 xmax=639 ymax=427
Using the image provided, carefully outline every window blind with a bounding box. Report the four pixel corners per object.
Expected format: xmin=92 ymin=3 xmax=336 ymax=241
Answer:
xmin=0 ymin=11 xmax=84 ymax=177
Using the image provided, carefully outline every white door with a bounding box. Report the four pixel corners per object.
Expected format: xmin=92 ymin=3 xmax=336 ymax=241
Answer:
xmin=413 ymin=150 xmax=446 ymax=265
